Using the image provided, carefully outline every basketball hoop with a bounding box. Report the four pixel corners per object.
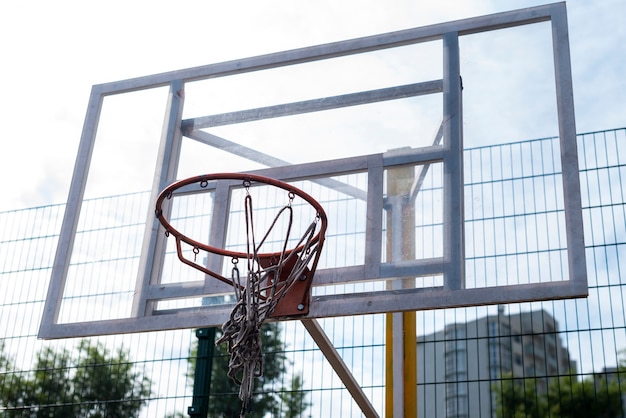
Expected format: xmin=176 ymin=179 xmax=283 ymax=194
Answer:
xmin=155 ymin=173 xmax=327 ymax=413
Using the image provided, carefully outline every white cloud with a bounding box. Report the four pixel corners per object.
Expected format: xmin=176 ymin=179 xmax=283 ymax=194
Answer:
xmin=0 ymin=0 xmax=624 ymax=210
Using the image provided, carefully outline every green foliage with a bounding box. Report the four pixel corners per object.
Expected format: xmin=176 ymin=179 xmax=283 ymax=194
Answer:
xmin=279 ymin=374 xmax=310 ymax=418
xmin=0 ymin=341 xmax=30 ymax=417
xmin=27 ymin=346 xmax=76 ymax=417
xmin=187 ymin=323 xmax=310 ymax=417
xmin=494 ymin=369 xmax=626 ymax=418
xmin=546 ymin=373 xmax=623 ymax=418
xmin=494 ymin=376 xmax=547 ymax=418
xmin=208 ymin=323 xmax=284 ymax=417
xmin=0 ymin=339 xmax=152 ymax=417
xmin=73 ymin=340 xmax=152 ymax=417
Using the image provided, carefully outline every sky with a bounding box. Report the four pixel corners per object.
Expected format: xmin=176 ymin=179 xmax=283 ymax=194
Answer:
xmin=0 ymin=2 xmax=624 ymax=414
xmin=0 ymin=0 xmax=624 ymax=212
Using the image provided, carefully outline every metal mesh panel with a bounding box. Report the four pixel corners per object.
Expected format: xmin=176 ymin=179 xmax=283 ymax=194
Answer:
xmin=1 ymin=127 xmax=625 ymax=417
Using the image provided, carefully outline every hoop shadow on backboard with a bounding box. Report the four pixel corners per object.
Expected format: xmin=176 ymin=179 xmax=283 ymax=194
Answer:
xmin=39 ymin=2 xmax=586 ymax=341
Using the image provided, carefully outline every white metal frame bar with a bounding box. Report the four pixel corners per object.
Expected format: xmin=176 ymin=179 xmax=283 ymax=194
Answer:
xmin=39 ymin=2 xmax=585 ymax=347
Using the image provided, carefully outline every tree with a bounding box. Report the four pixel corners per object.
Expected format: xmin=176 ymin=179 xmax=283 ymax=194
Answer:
xmin=0 ymin=340 xmax=30 ymax=417
xmin=0 ymin=339 xmax=152 ymax=417
xmin=187 ymin=323 xmax=310 ymax=417
xmin=279 ymin=374 xmax=310 ymax=418
xmin=494 ymin=375 xmax=547 ymax=418
xmin=26 ymin=346 xmax=76 ymax=417
xmin=546 ymin=373 xmax=623 ymax=418
xmin=494 ymin=370 xmax=625 ymax=418
xmin=210 ymin=323 xmax=283 ymax=417
xmin=72 ymin=340 xmax=152 ymax=417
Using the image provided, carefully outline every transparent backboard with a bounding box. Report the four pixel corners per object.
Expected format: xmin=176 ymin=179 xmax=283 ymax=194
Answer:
xmin=39 ymin=2 xmax=586 ymax=339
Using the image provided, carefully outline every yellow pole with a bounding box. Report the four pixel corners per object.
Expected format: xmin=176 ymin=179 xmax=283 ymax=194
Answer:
xmin=403 ymin=311 xmax=417 ymax=414
xmin=385 ymin=164 xmax=417 ymax=418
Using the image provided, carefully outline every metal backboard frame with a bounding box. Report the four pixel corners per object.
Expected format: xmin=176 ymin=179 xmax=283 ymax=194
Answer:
xmin=39 ymin=2 xmax=586 ymax=339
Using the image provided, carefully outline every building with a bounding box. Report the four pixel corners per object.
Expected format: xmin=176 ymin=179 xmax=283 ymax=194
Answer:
xmin=418 ymin=307 xmax=575 ymax=418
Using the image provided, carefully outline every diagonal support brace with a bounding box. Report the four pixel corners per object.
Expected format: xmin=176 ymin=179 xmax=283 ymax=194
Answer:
xmin=301 ymin=318 xmax=379 ymax=418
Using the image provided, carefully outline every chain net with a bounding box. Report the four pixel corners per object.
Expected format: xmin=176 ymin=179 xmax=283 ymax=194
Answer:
xmin=215 ymin=183 xmax=322 ymax=416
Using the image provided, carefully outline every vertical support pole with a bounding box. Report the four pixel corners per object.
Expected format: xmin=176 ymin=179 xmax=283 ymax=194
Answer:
xmin=132 ymin=80 xmax=185 ymax=317
xmin=403 ymin=311 xmax=417 ymax=415
xmin=39 ymin=86 xmax=104 ymax=336
xmin=188 ymin=328 xmax=216 ymax=418
xmin=550 ymin=4 xmax=586 ymax=293
xmin=442 ymin=31 xmax=465 ymax=291
xmin=385 ymin=165 xmax=417 ymax=418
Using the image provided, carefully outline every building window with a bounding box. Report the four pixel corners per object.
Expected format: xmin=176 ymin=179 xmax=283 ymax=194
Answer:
xmin=457 ymin=383 xmax=468 ymax=396
xmin=446 ymin=351 xmax=455 ymax=374
xmin=446 ymin=398 xmax=457 ymax=417
xmin=445 ymin=349 xmax=467 ymax=375
xmin=489 ymin=341 xmax=500 ymax=367
xmin=456 ymin=351 xmax=467 ymax=373
xmin=489 ymin=321 xmax=498 ymax=337
xmin=446 ymin=395 xmax=469 ymax=418
xmin=447 ymin=338 xmax=466 ymax=351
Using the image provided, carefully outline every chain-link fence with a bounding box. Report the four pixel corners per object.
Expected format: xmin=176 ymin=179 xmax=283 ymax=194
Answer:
xmin=1 ymin=127 xmax=625 ymax=417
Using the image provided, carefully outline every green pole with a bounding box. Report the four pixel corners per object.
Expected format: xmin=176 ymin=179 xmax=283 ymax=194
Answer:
xmin=188 ymin=327 xmax=216 ymax=417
